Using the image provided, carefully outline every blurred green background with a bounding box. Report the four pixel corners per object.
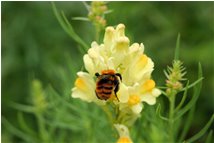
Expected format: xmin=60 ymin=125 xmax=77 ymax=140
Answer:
xmin=2 ymin=1 xmax=214 ymax=143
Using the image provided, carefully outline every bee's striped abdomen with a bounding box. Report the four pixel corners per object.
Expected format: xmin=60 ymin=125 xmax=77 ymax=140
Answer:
xmin=96 ymin=82 xmax=114 ymax=100
xmin=95 ymin=70 xmax=121 ymax=101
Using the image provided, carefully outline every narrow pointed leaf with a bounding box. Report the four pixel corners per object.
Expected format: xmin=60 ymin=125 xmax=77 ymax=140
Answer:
xmin=205 ymin=130 xmax=213 ymax=143
xmin=174 ymin=33 xmax=180 ymax=60
xmin=185 ymin=114 xmax=214 ymax=143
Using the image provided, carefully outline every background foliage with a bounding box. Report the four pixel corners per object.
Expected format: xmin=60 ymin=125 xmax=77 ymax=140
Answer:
xmin=2 ymin=1 xmax=214 ymax=143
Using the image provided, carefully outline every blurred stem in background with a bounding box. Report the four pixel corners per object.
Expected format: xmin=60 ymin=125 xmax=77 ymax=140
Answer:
xmin=87 ymin=1 xmax=108 ymax=41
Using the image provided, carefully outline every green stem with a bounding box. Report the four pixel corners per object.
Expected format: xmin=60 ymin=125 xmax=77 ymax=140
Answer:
xmin=95 ymin=25 xmax=101 ymax=42
xmin=101 ymin=105 xmax=114 ymax=126
xmin=169 ymin=94 xmax=175 ymax=142
xmin=35 ymin=112 xmax=49 ymax=142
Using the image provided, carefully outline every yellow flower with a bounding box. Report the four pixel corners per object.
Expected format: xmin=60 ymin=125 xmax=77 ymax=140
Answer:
xmin=114 ymin=124 xmax=133 ymax=143
xmin=117 ymin=137 xmax=132 ymax=143
xmin=71 ymin=23 xmax=161 ymax=113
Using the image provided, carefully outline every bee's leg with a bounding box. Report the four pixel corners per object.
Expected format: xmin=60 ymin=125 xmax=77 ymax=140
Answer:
xmin=113 ymin=79 xmax=120 ymax=102
xmin=114 ymin=83 xmax=120 ymax=102
xmin=115 ymin=73 xmax=122 ymax=81
xmin=114 ymin=92 xmax=120 ymax=102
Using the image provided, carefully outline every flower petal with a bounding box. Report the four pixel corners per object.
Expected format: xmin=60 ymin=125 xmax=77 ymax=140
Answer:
xmin=131 ymin=103 xmax=143 ymax=114
xmin=152 ymin=88 xmax=161 ymax=97
xmin=141 ymin=93 xmax=156 ymax=105
xmin=83 ymin=54 xmax=95 ymax=74
xmin=71 ymin=72 xmax=96 ymax=101
xmin=114 ymin=124 xmax=130 ymax=137
xmin=117 ymin=83 xmax=129 ymax=103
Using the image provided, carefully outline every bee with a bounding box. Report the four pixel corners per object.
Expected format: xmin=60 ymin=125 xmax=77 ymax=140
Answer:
xmin=95 ymin=69 xmax=122 ymax=101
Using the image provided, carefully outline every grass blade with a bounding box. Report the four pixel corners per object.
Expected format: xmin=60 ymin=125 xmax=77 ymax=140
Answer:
xmin=175 ymin=63 xmax=203 ymax=120
xmin=2 ymin=117 xmax=37 ymax=143
xmin=17 ymin=112 xmax=37 ymax=137
xmin=51 ymin=2 xmax=89 ymax=53
xmin=175 ymin=81 xmax=189 ymax=112
xmin=178 ymin=105 xmax=195 ymax=142
xmin=185 ymin=114 xmax=214 ymax=143
xmin=9 ymin=102 xmax=35 ymax=113
xmin=205 ymin=130 xmax=213 ymax=143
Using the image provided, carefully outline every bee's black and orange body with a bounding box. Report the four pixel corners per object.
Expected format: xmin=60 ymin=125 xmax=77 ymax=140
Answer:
xmin=95 ymin=70 xmax=122 ymax=101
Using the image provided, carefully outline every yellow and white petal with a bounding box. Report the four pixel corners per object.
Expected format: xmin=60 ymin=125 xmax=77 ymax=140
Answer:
xmin=131 ymin=103 xmax=143 ymax=114
xmin=83 ymin=54 xmax=95 ymax=74
xmin=140 ymin=93 xmax=157 ymax=105
xmin=140 ymin=79 xmax=156 ymax=93
xmin=104 ymin=26 xmax=115 ymax=48
xmin=114 ymin=124 xmax=129 ymax=137
xmin=72 ymin=87 xmax=94 ymax=102
xmin=152 ymin=88 xmax=161 ymax=97
xmin=71 ymin=72 xmax=95 ymax=101
xmin=117 ymin=83 xmax=129 ymax=103
xmin=126 ymin=54 xmax=154 ymax=84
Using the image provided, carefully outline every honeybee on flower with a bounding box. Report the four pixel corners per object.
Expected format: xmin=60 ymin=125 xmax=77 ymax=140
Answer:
xmin=71 ymin=23 xmax=161 ymax=114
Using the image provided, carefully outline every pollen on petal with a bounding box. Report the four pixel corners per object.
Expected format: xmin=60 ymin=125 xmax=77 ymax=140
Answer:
xmin=75 ymin=78 xmax=86 ymax=91
xmin=117 ymin=137 xmax=132 ymax=143
xmin=142 ymin=79 xmax=155 ymax=93
xmin=128 ymin=95 xmax=140 ymax=106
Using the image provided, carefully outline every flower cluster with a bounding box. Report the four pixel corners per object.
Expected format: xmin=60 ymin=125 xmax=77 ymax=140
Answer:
xmin=71 ymin=23 xmax=161 ymax=115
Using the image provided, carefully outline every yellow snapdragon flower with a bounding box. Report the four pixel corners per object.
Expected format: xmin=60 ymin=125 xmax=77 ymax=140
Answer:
xmin=71 ymin=23 xmax=161 ymax=114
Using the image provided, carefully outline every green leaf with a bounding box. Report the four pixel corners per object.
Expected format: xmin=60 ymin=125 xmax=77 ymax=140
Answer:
xmin=104 ymin=10 xmax=113 ymax=14
xmin=180 ymin=77 xmax=203 ymax=92
xmin=9 ymin=101 xmax=36 ymax=113
xmin=2 ymin=117 xmax=37 ymax=143
xmin=51 ymin=2 xmax=89 ymax=53
xmin=185 ymin=114 xmax=214 ymax=143
xmin=72 ymin=17 xmax=90 ymax=21
xmin=156 ymin=104 xmax=169 ymax=121
xmin=175 ymin=63 xmax=203 ymax=120
xmin=178 ymin=105 xmax=195 ymax=142
xmin=82 ymin=1 xmax=90 ymax=11
xmin=174 ymin=33 xmax=180 ymax=60
xmin=17 ymin=112 xmax=37 ymax=137
xmin=205 ymin=130 xmax=213 ymax=143
xmin=175 ymin=81 xmax=189 ymax=112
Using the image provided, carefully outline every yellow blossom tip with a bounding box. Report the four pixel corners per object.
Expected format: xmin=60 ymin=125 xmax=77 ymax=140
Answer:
xmin=117 ymin=23 xmax=125 ymax=30
xmin=75 ymin=78 xmax=86 ymax=91
xmin=117 ymin=137 xmax=132 ymax=143
xmin=105 ymin=26 xmax=115 ymax=32
xmin=142 ymin=79 xmax=156 ymax=92
xmin=117 ymin=37 xmax=130 ymax=44
xmin=128 ymin=95 xmax=140 ymax=106
xmin=116 ymin=24 xmax=125 ymax=37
